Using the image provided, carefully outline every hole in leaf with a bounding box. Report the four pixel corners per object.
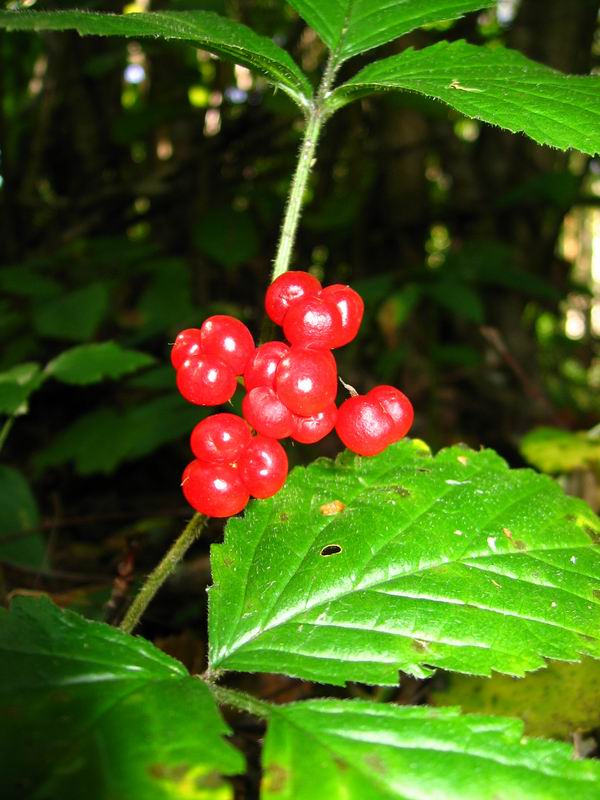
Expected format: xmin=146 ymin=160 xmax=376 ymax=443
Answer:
xmin=320 ymin=544 xmax=342 ymax=557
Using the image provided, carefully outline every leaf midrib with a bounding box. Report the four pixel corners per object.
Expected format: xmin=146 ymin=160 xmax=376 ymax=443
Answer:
xmin=273 ymin=705 xmax=595 ymax=797
xmin=217 ymin=461 xmax=597 ymax=665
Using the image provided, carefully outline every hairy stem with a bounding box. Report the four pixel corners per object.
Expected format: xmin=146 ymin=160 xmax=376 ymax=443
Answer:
xmin=207 ymin=683 xmax=272 ymax=719
xmin=120 ymin=512 xmax=206 ymax=634
xmin=270 ymin=55 xmax=338 ymax=282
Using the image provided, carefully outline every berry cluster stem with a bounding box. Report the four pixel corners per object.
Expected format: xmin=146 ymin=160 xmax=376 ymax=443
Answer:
xmin=271 ymin=54 xmax=338 ymax=283
xmin=119 ymin=512 xmax=206 ymax=634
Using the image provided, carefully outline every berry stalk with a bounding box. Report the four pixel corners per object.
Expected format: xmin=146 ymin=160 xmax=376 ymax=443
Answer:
xmin=271 ymin=54 xmax=338 ymax=283
xmin=119 ymin=512 xmax=206 ymax=634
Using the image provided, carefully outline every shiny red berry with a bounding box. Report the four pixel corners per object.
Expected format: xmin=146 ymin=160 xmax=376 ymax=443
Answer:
xmin=243 ymin=341 xmax=289 ymax=392
xmin=171 ymin=328 xmax=203 ymax=369
xmin=181 ymin=460 xmax=249 ymax=517
xmin=335 ymin=395 xmax=394 ymax=456
xmin=275 ymin=347 xmax=337 ymax=416
xmin=191 ymin=413 xmax=252 ymax=463
xmin=368 ymin=385 xmax=414 ymax=441
xmin=290 ymin=403 xmax=337 ymax=444
xmin=239 ymin=435 xmax=288 ymax=499
xmin=242 ymin=386 xmax=294 ymax=439
xmin=265 ymin=271 xmax=322 ymax=325
xmin=176 ymin=355 xmax=237 ymax=406
xmin=282 ymin=295 xmax=344 ymax=350
xmin=320 ymin=285 xmax=364 ymax=348
xmin=200 ymin=315 xmax=255 ymax=375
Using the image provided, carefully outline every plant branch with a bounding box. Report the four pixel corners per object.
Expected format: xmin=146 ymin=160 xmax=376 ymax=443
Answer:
xmin=207 ymin=683 xmax=272 ymax=719
xmin=119 ymin=512 xmax=206 ymax=634
xmin=270 ymin=53 xmax=338 ymax=283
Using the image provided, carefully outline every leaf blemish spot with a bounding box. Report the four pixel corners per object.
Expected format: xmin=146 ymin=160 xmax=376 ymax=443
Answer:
xmin=457 ymin=456 xmax=469 ymax=466
xmin=320 ymin=499 xmax=346 ymax=516
xmin=262 ymin=764 xmax=289 ymax=793
xmin=502 ymin=528 xmax=513 ymax=540
xmin=449 ymin=79 xmax=483 ymax=92
xmin=320 ymin=544 xmax=342 ymax=557
xmin=583 ymin=526 xmax=600 ymax=545
xmin=279 ymin=512 xmax=289 ymax=522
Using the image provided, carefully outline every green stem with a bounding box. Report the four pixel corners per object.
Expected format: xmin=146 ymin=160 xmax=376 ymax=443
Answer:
xmin=120 ymin=512 xmax=206 ymax=634
xmin=270 ymin=54 xmax=338 ymax=282
xmin=207 ymin=683 xmax=272 ymax=719
xmin=0 ymin=416 xmax=15 ymax=454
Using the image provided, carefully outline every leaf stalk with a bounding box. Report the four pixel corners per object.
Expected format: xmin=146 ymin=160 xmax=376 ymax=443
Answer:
xmin=119 ymin=512 xmax=206 ymax=634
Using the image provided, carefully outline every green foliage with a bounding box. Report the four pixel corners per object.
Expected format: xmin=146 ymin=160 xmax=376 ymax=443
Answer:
xmin=328 ymin=41 xmax=600 ymax=155
xmin=262 ymin=701 xmax=600 ymax=799
xmin=209 ymin=440 xmax=600 ymax=685
xmin=431 ymin=657 xmax=600 ymax=740
xmin=521 ymin=427 xmax=600 ymax=474
xmin=32 ymin=282 xmax=109 ymax=341
xmin=46 ymin=342 xmax=155 ymax=385
xmin=0 ymin=596 xmax=243 ymax=800
xmin=0 ymin=466 xmax=45 ymax=567
xmin=2 ymin=2 xmax=600 ymax=796
xmin=193 ymin=207 xmax=260 ymax=269
xmin=0 ymin=9 xmax=312 ymax=108
xmin=287 ymin=0 xmax=493 ymax=64
xmin=0 ymin=362 xmax=44 ymax=415
xmin=36 ymin=395 xmax=205 ymax=475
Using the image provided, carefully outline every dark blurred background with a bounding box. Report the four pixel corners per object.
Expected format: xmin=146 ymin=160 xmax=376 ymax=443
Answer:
xmin=1 ymin=0 xmax=599 ymax=642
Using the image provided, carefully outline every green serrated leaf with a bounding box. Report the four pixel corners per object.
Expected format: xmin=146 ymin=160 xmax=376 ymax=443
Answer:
xmin=287 ymin=1 xmax=492 ymax=65
xmin=261 ymin=700 xmax=600 ymax=799
xmin=521 ymin=427 xmax=600 ymax=475
xmin=431 ymin=657 xmax=600 ymax=740
xmin=0 ymin=596 xmax=243 ymax=799
xmin=0 ymin=9 xmax=311 ymax=108
xmin=33 ymin=283 xmax=109 ymax=342
xmin=0 ymin=466 xmax=45 ymax=568
xmin=0 ymin=362 xmax=45 ymax=415
xmin=209 ymin=440 xmax=600 ymax=686
xmin=46 ymin=341 xmax=155 ymax=385
xmin=327 ymin=41 xmax=600 ymax=155
xmin=36 ymin=395 xmax=205 ymax=475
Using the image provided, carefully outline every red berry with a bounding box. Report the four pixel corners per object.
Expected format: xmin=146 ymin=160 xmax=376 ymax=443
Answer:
xmin=282 ymin=295 xmax=344 ymax=350
xmin=335 ymin=395 xmax=394 ymax=456
xmin=265 ymin=271 xmax=322 ymax=325
xmin=171 ymin=328 xmax=202 ymax=369
xmin=200 ymin=315 xmax=255 ymax=375
xmin=191 ymin=413 xmax=252 ymax=463
xmin=275 ymin=347 xmax=337 ymax=416
xmin=242 ymin=386 xmax=294 ymax=439
xmin=177 ymin=355 xmax=237 ymax=406
xmin=239 ymin=435 xmax=288 ymax=499
xmin=181 ymin=460 xmax=249 ymax=517
xmin=368 ymin=385 xmax=414 ymax=441
xmin=320 ymin=285 xmax=364 ymax=348
xmin=291 ymin=403 xmax=337 ymax=444
xmin=243 ymin=341 xmax=289 ymax=392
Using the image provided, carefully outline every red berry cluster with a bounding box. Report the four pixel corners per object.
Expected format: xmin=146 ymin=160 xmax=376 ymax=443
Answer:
xmin=172 ymin=272 xmax=413 ymax=517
